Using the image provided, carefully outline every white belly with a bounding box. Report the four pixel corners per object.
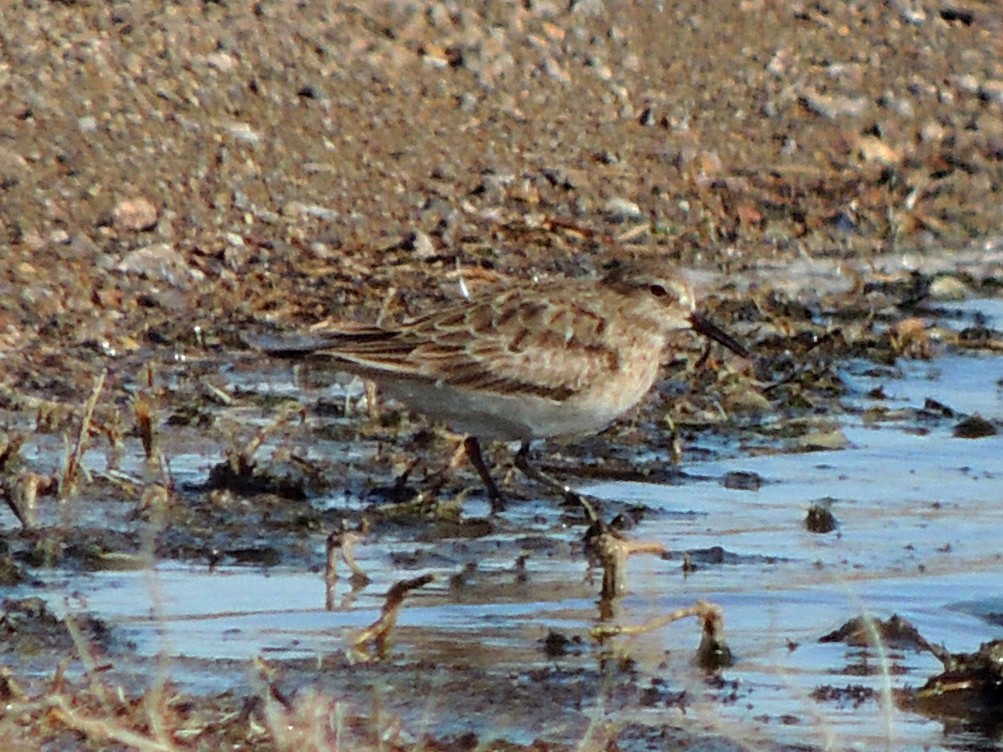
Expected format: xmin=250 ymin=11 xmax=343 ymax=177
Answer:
xmin=380 ymin=365 xmax=658 ymax=441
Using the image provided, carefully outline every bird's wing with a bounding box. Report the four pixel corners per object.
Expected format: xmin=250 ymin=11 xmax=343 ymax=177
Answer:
xmin=254 ymin=290 xmax=624 ymax=403
xmin=406 ymin=292 xmax=623 ymax=401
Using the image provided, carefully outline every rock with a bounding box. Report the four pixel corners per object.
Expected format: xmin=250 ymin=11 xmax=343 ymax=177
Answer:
xmin=224 ymin=122 xmax=262 ymax=145
xmin=112 ymin=197 xmax=158 ymax=232
xmin=953 ymin=415 xmax=997 ymax=439
xmin=204 ymin=51 xmax=237 ymax=73
xmin=805 ymin=503 xmax=838 ymax=534
xmin=403 ymin=230 xmax=436 ymax=259
xmin=0 ymin=147 xmax=27 ymax=186
xmin=981 ymin=80 xmax=1003 ymax=107
xmin=282 ymin=202 xmax=340 ymax=221
xmin=890 ymin=317 xmax=933 ymax=358
xmin=117 ymin=243 xmax=205 ymax=289
xmin=928 ymin=275 xmax=968 ymax=300
xmin=603 ymin=197 xmax=642 ymax=222
xmin=21 ymin=230 xmax=45 ymax=251
xmin=675 ymin=147 xmax=724 ymax=178
xmin=800 ymin=89 xmax=868 ymax=119
xmin=857 ymin=136 xmax=902 ymax=167
xmin=570 ymin=0 xmax=604 ymax=16
xmin=793 ymin=428 xmax=849 ymax=452
xmin=897 ymin=3 xmax=926 ymax=24
xmin=919 ymin=120 xmax=947 ymax=143
xmin=953 ymin=74 xmax=981 ymax=95
xmin=725 ymin=385 xmax=771 ymax=415
xmin=721 ymin=471 xmax=762 ymax=491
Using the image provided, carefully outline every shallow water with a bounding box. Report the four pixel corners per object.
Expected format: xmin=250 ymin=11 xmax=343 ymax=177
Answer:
xmin=25 ymin=307 xmax=1003 ymax=751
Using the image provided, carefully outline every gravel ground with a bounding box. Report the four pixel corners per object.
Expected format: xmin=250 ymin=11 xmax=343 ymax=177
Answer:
xmin=2 ymin=0 xmax=1003 ymax=357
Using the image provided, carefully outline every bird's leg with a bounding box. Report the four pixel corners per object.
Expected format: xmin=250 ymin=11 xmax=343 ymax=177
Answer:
xmin=514 ymin=441 xmax=600 ymax=523
xmin=462 ymin=436 xmax=505 ymax=511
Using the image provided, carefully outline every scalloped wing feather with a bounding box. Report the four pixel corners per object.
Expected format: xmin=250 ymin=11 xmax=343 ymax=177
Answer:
xmin=302 ymin=289 xmax=626 ymax=402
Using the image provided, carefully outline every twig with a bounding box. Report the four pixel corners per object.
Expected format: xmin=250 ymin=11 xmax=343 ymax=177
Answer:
xmin=61 ymin=370 xmax=107 ymax=499
xmin=349 ymin=574 xmax=435 ymax=661
xmin=47 ymin=694 xmax=179 ymax=752
xmin=133 ymin=391 xmax=155 ymax=460
xmin=325 ymin=530 xmax=370 ymax=610
xmin=591 ymin=599 xmax=733 ymax=670
xmin=2 ymin=472 xmax=56 ymax=529
xmin=591 ymin=528 xmax=667 ymax=601
xmin=231 ymin=402 xmax=303 ymax=473
xmin=63 ymin=609 xmax=114 ymax=711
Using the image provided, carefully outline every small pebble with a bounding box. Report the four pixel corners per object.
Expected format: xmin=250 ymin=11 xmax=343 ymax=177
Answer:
xmin=117 ymin=243 xmax=205 ymax=289
xmin=721 ymin=471 xmax=762 ymax=491
xmin=800 ymin=89 xmax=868 ymax=119
xmin=113 ymin=197 xmax=158 ymax=232
xmin=793 ymin=428 xmax=849 ymax=452
xmin=403 ymin=230 xmax=436 ymax=259
xmin=953 ymin=415 xmax=997 ymax=439
xmin=805 ymin=503 xmax=838 ymax=534
xmin=603 ymin=197 xmax=642 ymax=222
xmin=928 ymin=275 xmax=969 ymax=301
xmin=224 ymin=122 xmax=262 ymax=145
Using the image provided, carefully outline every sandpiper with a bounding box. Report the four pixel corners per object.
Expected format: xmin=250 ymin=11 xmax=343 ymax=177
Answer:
xmin=252 ymin=260 xmax=746 ymax=512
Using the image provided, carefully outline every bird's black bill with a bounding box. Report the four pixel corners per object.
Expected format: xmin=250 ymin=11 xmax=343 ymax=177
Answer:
xmin=690 ymin=313 xmax=748 ymax=358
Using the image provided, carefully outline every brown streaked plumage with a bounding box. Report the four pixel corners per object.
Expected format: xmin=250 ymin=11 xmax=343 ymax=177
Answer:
xmin=251 ymin=262 xmax=746 ymax=511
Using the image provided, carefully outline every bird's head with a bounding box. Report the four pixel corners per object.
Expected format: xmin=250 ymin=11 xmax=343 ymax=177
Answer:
xmin=601 ymin=260 xmax=747 ymax=357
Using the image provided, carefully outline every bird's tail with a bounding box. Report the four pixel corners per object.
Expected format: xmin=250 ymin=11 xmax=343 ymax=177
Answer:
xmin=243 ymin=328 xmax=394 ymax=358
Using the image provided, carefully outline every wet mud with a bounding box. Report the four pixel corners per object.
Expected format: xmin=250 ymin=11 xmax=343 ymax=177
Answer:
xmin=2 ymin=1 xmax=1003 ymax=750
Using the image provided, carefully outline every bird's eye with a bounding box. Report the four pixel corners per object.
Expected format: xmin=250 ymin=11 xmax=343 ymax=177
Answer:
xmin=649 ymin=284 xmax=668 ymax=298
